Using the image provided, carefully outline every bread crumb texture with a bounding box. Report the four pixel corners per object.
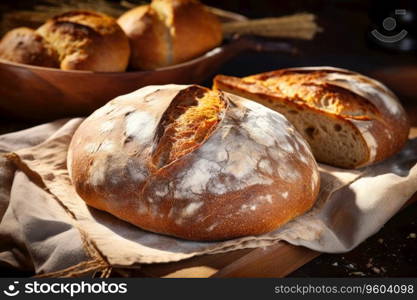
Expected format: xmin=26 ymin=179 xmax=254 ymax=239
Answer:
xmin=152 ymin=87 xmax=225 ymax=168
xmin=214 ymin=67 xmax=410 ymax=168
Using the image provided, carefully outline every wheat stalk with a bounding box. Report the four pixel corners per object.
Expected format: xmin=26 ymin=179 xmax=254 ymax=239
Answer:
xmin=222 ymin=13 xmax=321 ymax=40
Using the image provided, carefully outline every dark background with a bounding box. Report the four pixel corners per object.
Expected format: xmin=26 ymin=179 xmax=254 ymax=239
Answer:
xmin=0 ymin=0 xmax=416 ymax=277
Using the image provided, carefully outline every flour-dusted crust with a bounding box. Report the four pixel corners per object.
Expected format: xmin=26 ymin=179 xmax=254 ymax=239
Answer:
xmin=214 ymin=67 xmax=410 ymax=168
xmin=68 ymin=84 xmax=320 ymax=241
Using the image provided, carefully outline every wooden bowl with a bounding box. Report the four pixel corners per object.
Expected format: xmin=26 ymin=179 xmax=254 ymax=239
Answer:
xmin=0 ymin=37 xmax=294 ymax=121
xmin=0 ymin=6 xmax=297 ymax=121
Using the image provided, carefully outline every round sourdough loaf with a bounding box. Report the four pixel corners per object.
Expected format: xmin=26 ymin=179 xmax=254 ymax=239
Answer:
xmin=118 ymin=0 xmax=222 ymax=70
xmin=214 ymin=67 xmax=410 ymax=168
xmin=67 ymin=84 xmax=320 ymax=241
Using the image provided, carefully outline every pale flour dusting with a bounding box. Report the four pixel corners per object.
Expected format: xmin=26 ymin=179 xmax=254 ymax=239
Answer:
xmin=99 ymin=121 xmax=115 ymax=133
xmin=224 ymin=150 xmax=257 ymax=179
xmin=277 ymin=163 xmax=300 ymax=183
xmin=90 ymin=102 xmax=116 ymax=119
xmin=312 ymin=168 xmax=320 ymax=188
xmin=89 ymin=164 xmax=106 ymax=187
xmin=278 ymin=138 xmax=295 ymax=153
xmin=206 ymin=223 xmax=218 ymax=232
xmin=127 ymin=162 xmax=146 ymax=182
xmin=259 ymin=194 xmax=273 ymax=204
xmin=384 ymin=128 xmax=393 ymax=140
xmin=98 ymin=140 xmax=114 ymax=152
xmin=84 ymin=143 xmax=99 ymax=153
xmin=244 ymin=174 xmax=274 ymax=187
xmin=125 ymin=111 xmax=156 ymax=142
xmin=84 ymin=140 xmax=114 ymax=153
xmin=326 ymin=72 xmax=403 ymax=117
xmin=267 ymin=146 xmax=288 ymax=161
xmin=216 ymin=148 xmax=228 ymax=162
xmin=155 ymin=185 xmax=169 ymax=197
xmin=350 ymin=119 xmax=378 ymax=162
xmin=259 ymin=159 xmax=273 ymax=175
xmin=176 ymin=158 xmax=221 ymax=198
xmin=240 ymin=204 xmax=257 ymax=211
xmin=181 ymin=201 xmax=203 ymax=218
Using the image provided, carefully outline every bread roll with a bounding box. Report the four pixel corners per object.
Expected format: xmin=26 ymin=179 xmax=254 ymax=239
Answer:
xmin=0 ymin=27 xmax=59 ymax=68
xmin=117 ymin=5 xmax=169 ymax=70
xmin=0 ymin=11 xmax=130 ymax=71
xmin=118 ymin=0 xmax=222 ymax=70
xmin=68 ymin=84 xmax=320 ymax=241
xmin=37 ymin=11 xmax=130 ymax=72
xmin=214 ymin=67 xmax=410 ymax=169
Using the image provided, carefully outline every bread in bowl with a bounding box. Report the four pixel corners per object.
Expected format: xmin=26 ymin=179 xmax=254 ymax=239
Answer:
xmin=118 ymin=0 xmax=222 ymax=70
xmin=37 ymin=11 xmax=130 ymax=72
xmin=67 ymin=84 xmax=320 ymax=241
xmin=214 ymin=67 xmax=410 ymax=168
xmin=0 ymin=11 xmax=130 ymax=72
xmin=0 ymin=27 xmax=59 ymax=68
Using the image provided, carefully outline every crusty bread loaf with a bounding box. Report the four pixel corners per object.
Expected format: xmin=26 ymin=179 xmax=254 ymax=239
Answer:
xmin=0 ymin=27 xmax=59 ymax=68
xmin=37 ymin=11 xmax=130 ymax=71
xmin=118 ymin=0 xmax=222 ymax=70
xmin=117 ymin=5 xmax=170 ymax=70
xmin=67 ymin=84 xmax=320 ymax=241
xmin=0 ymin=11 xmax=130 ymax=72
xmin=213 ymin=67 xmax=410 ymax=168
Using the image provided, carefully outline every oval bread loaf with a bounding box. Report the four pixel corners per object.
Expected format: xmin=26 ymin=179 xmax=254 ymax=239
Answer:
xmin=118 ymin=0 xmax=222 ymax=70
xmin=68 ymin=84 xmax=320 ymax=241
xmin=214 ymin=67 xmax=410 ymax=168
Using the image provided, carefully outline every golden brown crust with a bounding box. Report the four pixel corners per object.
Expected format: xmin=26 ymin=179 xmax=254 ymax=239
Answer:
xmin=117 ymin=5 xmax=170 ymax=70
xmin=153 ymin=0 xmax=222 ymax=64
xmin=151 ymin=86 xmax=225 ymax=168
xmin=35 ymin=10 xmax=130 ymax=71
xmin=213 ymin=67 xmax=410 ymax=168
xmin=68 ymin=84 xmax=320 ymax=241
xmin=0 ymin=27 xmax=59 ymax=67
xmin=118 ymin=0 xmax=222 ymax=70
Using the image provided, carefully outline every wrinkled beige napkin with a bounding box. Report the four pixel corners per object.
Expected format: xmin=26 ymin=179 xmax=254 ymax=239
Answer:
xmin=0 ymin=118 xmax=417 ymax=276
